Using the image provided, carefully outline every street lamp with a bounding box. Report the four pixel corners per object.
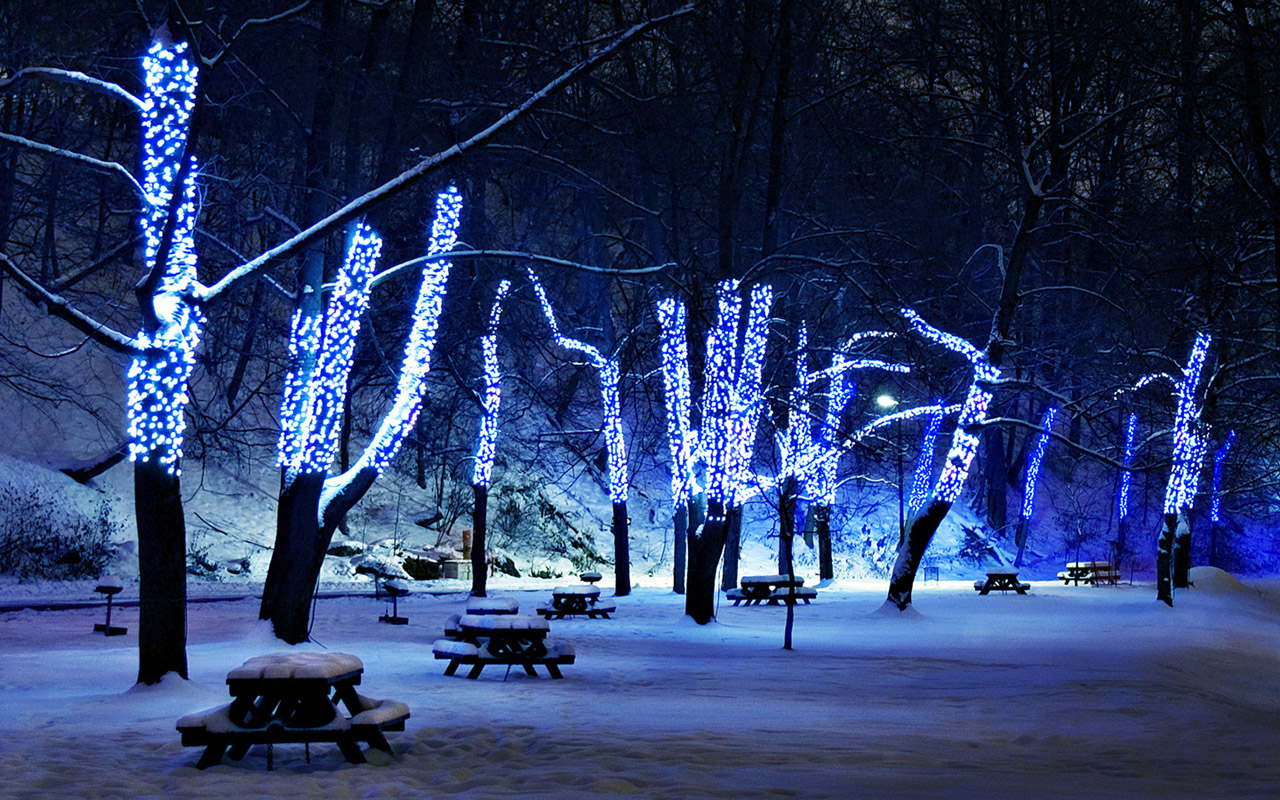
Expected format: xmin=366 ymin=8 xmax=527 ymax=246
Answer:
xmin=876 ymin=394 xmax=905 ymax=538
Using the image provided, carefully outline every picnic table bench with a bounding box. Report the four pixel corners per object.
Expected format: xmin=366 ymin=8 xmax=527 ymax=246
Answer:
xmin=433 ymin=614 xmax=574 ymax=679
xmin=176 ymin=652 xmax=408 ymax=769
xmin=536 ymin=585 xmax=616 ymax=619
xmin=973 ymin=568 xmax=1030 ymax=595
xmin=1057 ymin=561 xmax=1120 ymax=586
xmin=728 ymin=575 xmax=817 ymax=606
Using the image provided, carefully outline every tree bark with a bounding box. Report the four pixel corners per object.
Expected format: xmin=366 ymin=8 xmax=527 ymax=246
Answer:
xmin=672 ymin=504 xmax=687 ymax=594
xmin=613 ymin=501 xmax=630 ymax=596
xmin=814 ymin=504 xmax=833 ymax=581
xmin=260 ymin=472 xmax=327 ymax=643
xmin=885 ymin=499 xmax=952 ymax=610
xmin=134 ymin=459 xmax=188 ymax=684
xmin=471 ymin=483 xmax=488 ymax=597
xmin=779 ymin=476 xmax=797 ymax=650
xmin=686 ymin=500 xmax=728 ymax=624
xmin=720 ymin=504 xmax=742 ymax=591
xmin=1173 ymin=518 xmax=1193 ymax=589
xmin=1013 ymin=517 xmax=1029 ymax=568
xmin=1157 ymin=512 xmax=1179 ymax=606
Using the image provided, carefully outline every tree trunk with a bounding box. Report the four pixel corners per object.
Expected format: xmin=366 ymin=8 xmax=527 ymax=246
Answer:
xmin=613 ymin=501 xmax=630 ymax=596
xmin=1208 ymin=521 xmax=1221 ymax=568
xmin=1157 ymin=512 xmax=1178 ymax=606
xmin=779 ymin=476 xmax=797 ymax=650
xmin=471 ymin=483 xmax=488 ymax=597
xmin=814 ymin=504 xmax=833 ymax=581
xmin=1114 ymin=516 xmax=1129 ymax=569
xmin=1173 ymin=518 xmax=1193 ymax=589
xmin=260 ymin=472 xmax=328 ymax=643
xmin=686 ymin=500 xmax=728 ymax=624
xmin=885 ymin=499 xmax=952 ymax=610
xmin=1013 ymin=517 xmax=1029 ymax=568
xmin=721 ymin=505 xmax=742 ymax=591
xmin=134 ymin=459 xmax=188 ymax=684
xmin=672 ymin=504 xmax=687 ymax=594
xmin=983 ymin=427 xmax=1008 ymax=532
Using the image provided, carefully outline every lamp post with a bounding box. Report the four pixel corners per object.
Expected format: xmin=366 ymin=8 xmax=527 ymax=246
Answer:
xmin=877 ymin=394 xmax=904 ymax=538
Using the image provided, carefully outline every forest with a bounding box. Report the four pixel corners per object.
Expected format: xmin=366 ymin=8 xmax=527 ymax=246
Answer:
xmin=1 ymin=0 xmax=1279 ymax=684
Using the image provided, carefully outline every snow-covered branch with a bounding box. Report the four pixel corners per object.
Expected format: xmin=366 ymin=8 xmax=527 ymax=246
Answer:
xmin=0 ymin=252 xmax=140 ymax=354
xmin=199 ymin=4 xmax=692 ymax=302
xmin=0 ymin=66 xmax=144 ymax=109
xmin=0 ymin=131 xmax=145 ymax=198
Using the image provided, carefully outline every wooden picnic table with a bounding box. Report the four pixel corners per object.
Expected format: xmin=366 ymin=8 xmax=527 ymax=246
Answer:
xmin=973 ymin=568 xmax=1030 ymax=595
xmin=177 ymin=653 xmax=408 ymax=769
xmin=1058 ymin=561 xmax=1120 ymax=586
xmin=729 ymin=575 xmax=816 ymax=606
xmin=537 ymin=585 xmax=615 ymax=619
xmin=434 ymin=614 xmax=573 ymax=679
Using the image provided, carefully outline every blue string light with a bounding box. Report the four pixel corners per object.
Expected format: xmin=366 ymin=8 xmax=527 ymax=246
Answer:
xmin=126 ymin=38 xmax=202 ymax=475
xmin=1210 ymin=430 xmax=1236 ymax=524
xmin=1118 ymin=413 xmax=1138 ymax=520
xmin=727 ymin=284 xmax=774 ymax=506
xmin=528 ymin=269 xmax=629 ymax=504
xmin=700 ymin=280 xmax=742 ymax=507
xmin=657 ymin=297 xmax=695 ymax=508
xmin=1162 ymin=333 xmax=1211 ymax=515
xmin=898 ymin=307 xmax=1001 ymax=505
xmin=292 ymin=224 xmax=383 ymax=474
xmin=908 ymin=406 xmax=944 ymax=516
xmin=472 ymin=280 xmax=512 ymax=488
xmin=1021 ymin=407 xmax=1058 ymax=520
xmin=345 ymin=186 xmax=462 ymax=479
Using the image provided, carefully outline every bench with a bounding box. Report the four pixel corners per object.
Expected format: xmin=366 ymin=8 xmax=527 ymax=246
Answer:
xmin=1057 ymin=561 xmax=1120 ymax=586
xmin=432 ymin=638 xmax=575 ymax=679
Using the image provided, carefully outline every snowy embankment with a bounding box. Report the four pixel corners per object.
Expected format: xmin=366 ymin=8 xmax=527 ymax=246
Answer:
xmin=1 ymin=569 xmax=1279 ymax=799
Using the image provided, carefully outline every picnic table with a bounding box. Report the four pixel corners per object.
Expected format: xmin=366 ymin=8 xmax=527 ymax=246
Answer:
xmin=728 ymin=574 xmax=818 ymax=606
xmin=1057 ymin=561 xmax=1120 ymax=586
xmin=973 ymin=568 xmax=1030 ymax=595
xmin=444 ymin=596 xmax=519 ymax=639
xmin=433 ymin=614 xmax=574 ymax=679
xmin=176 ymin=653 xmax=408 ymax=769
xmin=537 ymin=585 xmax=616 ymax=619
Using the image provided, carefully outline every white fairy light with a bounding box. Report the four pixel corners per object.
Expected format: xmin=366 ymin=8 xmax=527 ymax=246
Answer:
xmin=472 ymin=280 xmax=512 ymax=488
xmin=528 ymin=269 xmax=629 ymax=503
xmin=700 ymin=280 xmax=742 ymax=507
xmin=1020 ymin=407 xmax=1058 ymax=520
xmin=126 ymin=38 xmax=202 ymax=475
xmin=277 ymin=310 xmax=322 ymax=468
xmin=726 ymin=284 xmax=774 ymax=506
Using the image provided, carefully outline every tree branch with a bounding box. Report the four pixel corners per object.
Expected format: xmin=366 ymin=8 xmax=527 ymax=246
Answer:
xmin=0 ymin=132 xmax=145 ymax=198
xmin=198 ymin=3 xmax=694 ymax=302
xmin=0 ymin=252 xmax=140 ymax=354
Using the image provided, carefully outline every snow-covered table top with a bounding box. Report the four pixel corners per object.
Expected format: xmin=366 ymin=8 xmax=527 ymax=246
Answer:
xmin=741 ymin=575 xmax=804 ymax=586
xmin=459 ymin=614 xmax=550 ymax=632
xmin=552 ymin=585 xmax=601 ymax=596
xmin=985 ymin=568 xmax=1020 ymax=576
xmin=466 ymin=596 xmax=519 ymax=614
xmin=226 ymin=652 xmax=364 ymax=682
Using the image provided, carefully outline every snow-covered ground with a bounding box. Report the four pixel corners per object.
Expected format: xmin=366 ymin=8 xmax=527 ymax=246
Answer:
xmin=2 ymin=568 xmax=1278 ymax=799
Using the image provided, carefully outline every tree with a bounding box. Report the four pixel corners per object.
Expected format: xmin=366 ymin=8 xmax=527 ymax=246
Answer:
xmin=469 ymin=279 xmax=513 ymax=597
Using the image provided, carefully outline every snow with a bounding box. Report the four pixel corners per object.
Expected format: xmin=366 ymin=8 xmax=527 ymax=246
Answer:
xmin=2 ymin=577 xmax=1279 ymax=798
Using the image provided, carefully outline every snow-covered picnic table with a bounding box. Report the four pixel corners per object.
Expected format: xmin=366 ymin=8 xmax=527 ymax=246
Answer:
xmin=537 ymin=584 xmax=616 ymax=619
xmin=728 ymin=575 xmax=817 ymax=606
xmin=176 ymin=652 xmax=408 ymax=769
xmin=1058 ymin=561 xmax=1120 ymax=586
xmin=974 ymin=569 xmax=1030 ymax=595
xmin=433 ymin=614 xmax=574 ymax=679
